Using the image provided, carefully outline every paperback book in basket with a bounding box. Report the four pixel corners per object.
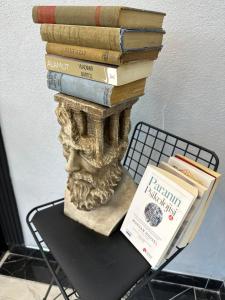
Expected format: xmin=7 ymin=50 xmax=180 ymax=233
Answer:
xmin=121 ymin=165 xmax=198 ymax=269
xmin=162 ymin=155 xmax=221 ymax=249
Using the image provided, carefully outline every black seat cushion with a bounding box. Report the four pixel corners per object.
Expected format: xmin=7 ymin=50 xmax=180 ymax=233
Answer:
xmin=32 ymin=202 xmax=149 ymax=300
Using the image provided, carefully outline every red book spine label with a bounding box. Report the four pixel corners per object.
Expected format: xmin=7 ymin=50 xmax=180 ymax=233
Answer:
xmin=95 ymin=6 xmax=101 ymax=26
xmin=37 ymin=6 xmax=56 ymax=23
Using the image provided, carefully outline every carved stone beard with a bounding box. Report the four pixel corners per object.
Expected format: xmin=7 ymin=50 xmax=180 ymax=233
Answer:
xmin=67 ymin=162 xmax=123 ymax=211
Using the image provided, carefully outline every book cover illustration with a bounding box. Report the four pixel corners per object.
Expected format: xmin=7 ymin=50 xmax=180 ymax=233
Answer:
xmin=144 ymin=202 xmax=163 ymax=226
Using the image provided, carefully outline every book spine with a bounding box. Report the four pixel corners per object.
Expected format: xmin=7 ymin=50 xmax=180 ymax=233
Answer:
xmin=172 ymin=200 xmax=201 ymax=249
xmin=121 ymin=29 xmax=164 ymax=51
xmin=120 ymin=48 xmax=161 ymax=64
xmin=46 ymin=43 xmax=122 ymax=65
xmin=47 ymin=71 xmax=113 ymax=106
xmin=45 ymin=55 xmax=118 ymax=85
xmin=189 ymin=177 xmax=220 ymax=242
xmin=33 ymin=6 xmax=121 ymax=27
xmin=41 ymin=24 xmax=121 ymax=51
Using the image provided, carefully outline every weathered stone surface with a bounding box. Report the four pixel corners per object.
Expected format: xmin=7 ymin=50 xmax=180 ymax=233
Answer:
xmin=64 ymin=169 xmax=137 ymax=236
xmin=55 ymin=93 xmax=138 ymax=235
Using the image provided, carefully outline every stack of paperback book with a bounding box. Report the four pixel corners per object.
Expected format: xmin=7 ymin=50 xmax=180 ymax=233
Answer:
xmin=121 ymin=155 xmax=221 ymax=269
xmin=32 ymin=5 xmax=166 ymax=106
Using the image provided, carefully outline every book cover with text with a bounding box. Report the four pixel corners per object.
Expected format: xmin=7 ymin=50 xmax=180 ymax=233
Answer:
xmin=121 ymin=165 xmax=198 ymax=269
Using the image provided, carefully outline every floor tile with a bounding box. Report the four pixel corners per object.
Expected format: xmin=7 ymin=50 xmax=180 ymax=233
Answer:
xmin=10 ymin=245 xmax=56 ymax=261
xmin=195 ymin=288 xmax=220 ymax=300
xmin=126 ymin=284 xmax=221 ymax=300
xmin=173 ymin=288 xmax=195 ymax=299
xmin=206 ymin=279 xmax=224 ymax=291
xmin=0 ymin=251 xmax=10 ymax=268
xmin=0 ymin=275 xmax=76 ymax=300
xmin=156 ymin=271 xmax=208 ymax=289
xmin=0 ymin=253 xmax=73 ymax=289
xmin=220 ymin=283 xmax=225 ymax=300
xmin=1 ymin=251 xmax=224 ymax=300
xmin=0 ymin=253 xmax=56 ymax=284
xmin=132 ymin=281 xmax=191 ymax=300
xmin=0 ymin=251 xmax=5 ymax=261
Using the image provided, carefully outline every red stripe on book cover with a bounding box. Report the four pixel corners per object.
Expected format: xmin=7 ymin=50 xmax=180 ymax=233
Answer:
xmin=95 ymin=6 xmax=101 ymax=26
xmin=37 ymin=6 xmax=56 ymax=23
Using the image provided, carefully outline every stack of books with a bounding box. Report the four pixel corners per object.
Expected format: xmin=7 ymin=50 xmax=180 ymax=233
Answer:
xmin=32 ymin=5 xmax=166 ymax=107
xmin=121 ymin=155 xmax=221 ymax=269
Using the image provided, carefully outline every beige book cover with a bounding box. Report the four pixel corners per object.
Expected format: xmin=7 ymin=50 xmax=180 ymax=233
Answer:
xmin=46 ymin=43 xmax=161 ymax=65
xmin=41 ymin=24 xmax=165 ymax=51
xmin=45 ymin=54 xmax=153 ymax=86
xmin=33 ymin=6 xmax=165 ymax=29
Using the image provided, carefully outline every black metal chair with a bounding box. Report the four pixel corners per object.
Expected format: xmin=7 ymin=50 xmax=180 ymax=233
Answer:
xmin=27 ymin=122 xmax=219 ymax=300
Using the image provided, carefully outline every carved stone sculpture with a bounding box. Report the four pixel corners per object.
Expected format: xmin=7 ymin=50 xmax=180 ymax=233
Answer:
xmin=55 ymin=93 xmax=138 ymax=235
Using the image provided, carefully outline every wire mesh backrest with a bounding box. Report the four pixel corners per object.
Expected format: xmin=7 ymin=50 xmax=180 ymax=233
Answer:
xmin=123 ymin=122 xmax=219 ymax=184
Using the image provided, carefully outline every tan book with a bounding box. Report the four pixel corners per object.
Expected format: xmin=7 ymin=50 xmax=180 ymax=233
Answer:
xmin=46 ymin=43 xmax=162 ymax=66
xmin=45 ymin=54 xmax=153 ymax=86
xmin=41 ymin=24 xmax=165 ymax=51
xmin=33 ymin=6 xmax=165 ymax=29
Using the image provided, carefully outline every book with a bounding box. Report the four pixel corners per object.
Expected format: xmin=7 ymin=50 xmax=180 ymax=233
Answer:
xmin=46 ymin=43 xmax=162 ymax=66
xmin=120 ymin=165 xmax=198 ymax=269
xmin=154 ymin=156 xmax=221 ymax=266
xmin=175 ymin=155 xmax=221 ymax=242
xmin=165 ymin=156 xmax=220 ymax=245
xmin=175 ymin=154 xmax=220 ymax=181
xmin=45 ymin=54 xmax=154 ymax=86
xmin=41 ymin=25 xmax=165 ymax=52
xmin=33 ymin=6 xmax=165 ymax=29
xmin=159 ymin=161 xmax=208 ymax=251
xmin=47 ymin=71 xmax=146 ymax=107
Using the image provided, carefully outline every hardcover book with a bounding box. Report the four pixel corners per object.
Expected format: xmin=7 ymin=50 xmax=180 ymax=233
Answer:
xmin=46 ymin=43 xmax=162 ymax=66
xmin=41 ymin=24 xmax=165 ymax=52
xmin=47 ymin=71 xmax=146 ymax=107
xmin=33 ymin=6 xmax=165 ymax=29
xmin=120 ymin=165 xmax=198 ymax=269
xmin=45 ymin=54 xmax=153 ymax=86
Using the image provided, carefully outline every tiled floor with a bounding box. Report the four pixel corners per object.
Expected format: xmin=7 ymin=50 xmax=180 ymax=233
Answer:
xmin=0 ymin=275 xmax=67 ymax=300
xmin=0 ymin=249 xmax=224 ymax=300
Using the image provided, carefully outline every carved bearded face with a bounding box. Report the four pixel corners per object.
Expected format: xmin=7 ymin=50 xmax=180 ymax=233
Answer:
xmin=55 ymin=103 xmax=123 ymax=211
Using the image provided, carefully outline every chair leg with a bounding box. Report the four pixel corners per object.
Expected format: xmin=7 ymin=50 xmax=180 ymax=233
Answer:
xmin=147 ymin=281 xmax=157 ymax=300
xmin=43 ymin=265 xmax=61 ymax=300
xmin=126 ymin=248 xmax=186 ymax=299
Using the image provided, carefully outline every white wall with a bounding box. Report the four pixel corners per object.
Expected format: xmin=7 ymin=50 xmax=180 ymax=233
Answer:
xmin=0 ymin=0 xmax=225 ymax=280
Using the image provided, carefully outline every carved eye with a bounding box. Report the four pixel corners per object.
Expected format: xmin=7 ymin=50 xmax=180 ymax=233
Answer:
xmin=80 ymin=149 xmax=92 ymax=159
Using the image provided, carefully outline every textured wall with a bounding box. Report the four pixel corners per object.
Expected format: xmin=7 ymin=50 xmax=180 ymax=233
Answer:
xmin=0 ymin=0 xmax=225 ymax=279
